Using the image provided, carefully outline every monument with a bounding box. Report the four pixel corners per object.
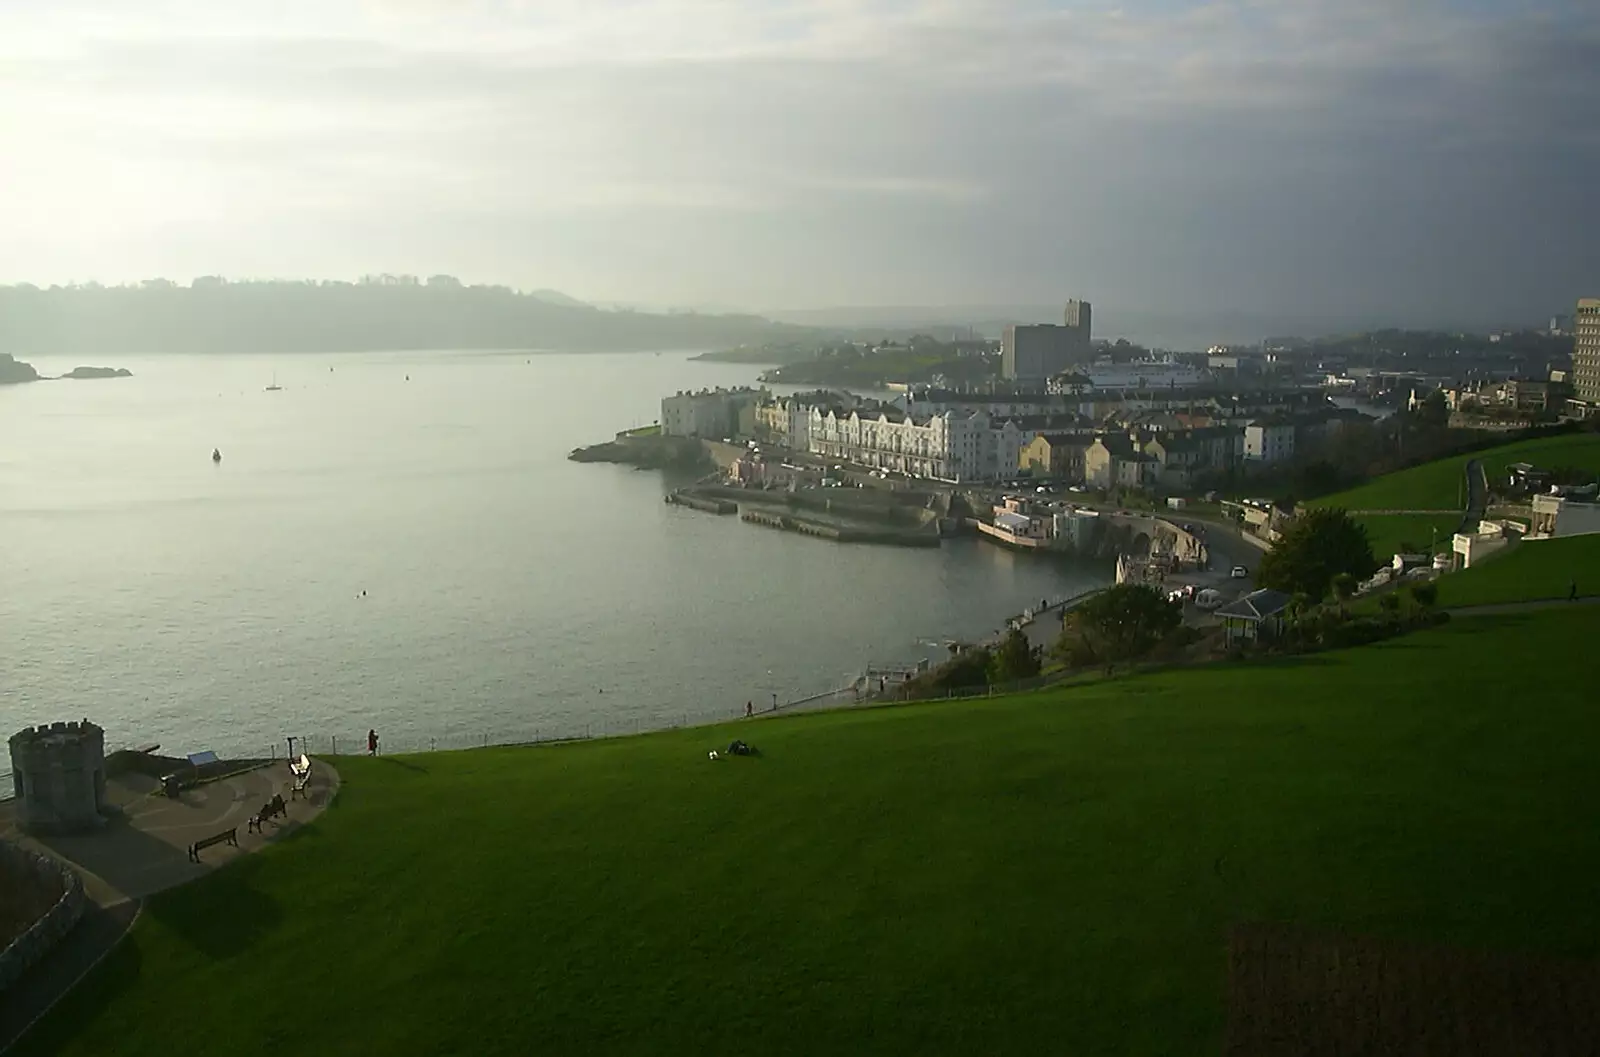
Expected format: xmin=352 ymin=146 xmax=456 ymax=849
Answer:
xmin=7 ymin=720 xmax=108 ymax=834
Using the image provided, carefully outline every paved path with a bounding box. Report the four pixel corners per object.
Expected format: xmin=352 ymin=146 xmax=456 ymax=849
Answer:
xmin=1447 ymin=596 xmax=1600 ymax=616
xmin=0 ymin=758 xmax=340 ymax=1052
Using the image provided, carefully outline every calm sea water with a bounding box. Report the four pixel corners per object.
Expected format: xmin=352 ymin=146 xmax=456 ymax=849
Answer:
xmin=0 ymin=350 xmax=1110 ymax=759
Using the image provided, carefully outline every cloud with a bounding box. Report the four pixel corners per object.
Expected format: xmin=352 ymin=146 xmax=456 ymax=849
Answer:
xmin=0 ymin=0 xmax=1595 ymax=322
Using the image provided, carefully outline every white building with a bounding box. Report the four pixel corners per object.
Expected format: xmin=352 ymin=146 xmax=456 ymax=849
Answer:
xmin=1530 ymin=494 xmax=1600 ymax=538
xmin=661 ymin=387 xmax=765 ymax=438
xmin=755 ymin=397 xmax=814 ymax=451
xmin=1243 ymin=420 xmax=1296 ymax=463
xmin=807 ymin=407 xmax=1031 ymax=481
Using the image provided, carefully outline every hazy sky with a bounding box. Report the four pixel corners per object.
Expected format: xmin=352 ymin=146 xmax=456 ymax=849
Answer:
xmin=2 ymin=0 xmax=1595 ymax=321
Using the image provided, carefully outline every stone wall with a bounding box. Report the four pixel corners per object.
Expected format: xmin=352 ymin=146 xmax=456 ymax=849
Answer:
xmin=0 ymin=842 xmax=85 ymax=992
xmin=9 ymin=720 xmax=108 ymax=834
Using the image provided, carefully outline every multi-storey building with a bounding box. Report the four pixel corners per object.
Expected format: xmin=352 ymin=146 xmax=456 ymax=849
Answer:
xmin=1001 ymin=299 xmax=1093 ymax=383
xmin=1573 ymin=298 xmax=1600 ymax=406
xmin=807 ymin=407 xmax=1044 ymax=481
xmin=660 ymin=387 xmax=767 ymax=438
xmin=1243 ymin=420 xmax=1296 ymax=463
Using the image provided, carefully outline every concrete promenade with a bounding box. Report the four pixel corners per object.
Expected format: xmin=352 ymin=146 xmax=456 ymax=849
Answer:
xmin=0 ymin=757 xmax=339 ymax=1051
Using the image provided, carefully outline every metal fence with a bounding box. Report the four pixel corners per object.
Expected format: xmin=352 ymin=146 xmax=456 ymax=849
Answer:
xmin=246 ymin=683 xmax=865 ymax=762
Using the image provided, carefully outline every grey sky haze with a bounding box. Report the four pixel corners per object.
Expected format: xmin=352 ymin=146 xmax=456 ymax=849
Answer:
xmin=1 ymin=0 xmax=1595 ymax=324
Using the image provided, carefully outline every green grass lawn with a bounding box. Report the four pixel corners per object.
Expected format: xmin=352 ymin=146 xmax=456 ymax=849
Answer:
xmin=19 ymin=609 xmax=1600 ymax=1057
xmin=1438 ymin=534 xmax=1600 ymax=607
xmin=1356 ymin=512 xmax=1462 ymax=559
xmin=1314 ymin=432 xmax=1600 ymax=512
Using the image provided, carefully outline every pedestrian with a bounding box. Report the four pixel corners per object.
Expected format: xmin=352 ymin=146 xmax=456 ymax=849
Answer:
xmin=745 ymin=700 xmax=753 ymax=718
xmin=1570 ymin=579 xmax=1579 ymax=602
xmin=367 ymin=728 xmax=379 ymax=756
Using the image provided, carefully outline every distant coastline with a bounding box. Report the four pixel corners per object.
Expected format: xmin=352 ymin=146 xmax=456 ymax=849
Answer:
xmin=0 ymin=280 xmax=811 ymax=357
xmin=0 ymin=354 xmax=133 ymax=385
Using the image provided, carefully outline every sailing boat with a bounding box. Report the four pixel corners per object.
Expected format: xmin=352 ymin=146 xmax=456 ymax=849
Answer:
xmin=265 ymin=371 xmax=283 ymax=392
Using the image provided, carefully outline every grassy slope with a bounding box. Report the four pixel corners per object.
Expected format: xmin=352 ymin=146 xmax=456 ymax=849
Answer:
xmin=1313 ymin=433 xmax=1600 ymax=512
xmin=1356 ymin=512 xmax=1461 ymax=558
xmin=19 ymin=609 xmax=1600 ymax=1057
xmin=1439 ymin=534 xmax=1600 ymax=607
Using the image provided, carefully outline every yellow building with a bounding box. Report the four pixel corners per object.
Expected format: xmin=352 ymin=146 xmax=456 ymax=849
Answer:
xmin=1019 ymin=432 xmax=1091 ymax=481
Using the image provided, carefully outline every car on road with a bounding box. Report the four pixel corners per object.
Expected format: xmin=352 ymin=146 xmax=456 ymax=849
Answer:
xmin=1230 ymin=565 xmax=1249 ymax=579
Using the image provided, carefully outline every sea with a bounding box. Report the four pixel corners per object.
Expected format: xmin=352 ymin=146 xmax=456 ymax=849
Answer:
xmin=0 ymin=350 xmax=1111 ymax=761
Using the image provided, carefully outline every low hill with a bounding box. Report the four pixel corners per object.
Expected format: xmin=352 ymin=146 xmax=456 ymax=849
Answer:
xmin=0 ymin=282 xmax=812 ymax=356
xmin=18 ymin=607 xmax=1600 ymax=1057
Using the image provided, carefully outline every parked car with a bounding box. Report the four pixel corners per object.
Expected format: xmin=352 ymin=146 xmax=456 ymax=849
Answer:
xmin=1195 ymin=588 xmax=1226 ymax=610
xmin=1230 ymin=565 xmax=1249 ymax=579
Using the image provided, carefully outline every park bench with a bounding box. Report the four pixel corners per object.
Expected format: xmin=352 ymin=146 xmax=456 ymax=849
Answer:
xmin=289 ymin=754 xmax=313 ymax=800
xmin=188 ymin=827 xmax=238 ymax=862
xmin=246 ymin=794 xmax=288 ymax=834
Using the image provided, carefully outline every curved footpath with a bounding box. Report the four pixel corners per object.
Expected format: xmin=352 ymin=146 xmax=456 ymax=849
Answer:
xmin=1447 ymin=596 xmax=1599 ymax=617
xmin=0 ymin=759 xmax=340 ymax=1052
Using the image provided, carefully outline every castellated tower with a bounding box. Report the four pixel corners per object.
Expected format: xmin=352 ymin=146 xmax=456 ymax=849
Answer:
xmin=8 ymin=720 xmax=107 ymax=834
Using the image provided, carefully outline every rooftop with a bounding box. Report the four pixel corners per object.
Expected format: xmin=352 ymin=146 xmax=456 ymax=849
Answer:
xmin=1215 ymin=589 xmax=1294 ymax=621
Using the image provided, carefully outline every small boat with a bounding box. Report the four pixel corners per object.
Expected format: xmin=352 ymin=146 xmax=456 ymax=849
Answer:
xmin=265 ymin=371 xmax=282 ymax=392
xmin=212 ymin=448 xmax=222 ymax=463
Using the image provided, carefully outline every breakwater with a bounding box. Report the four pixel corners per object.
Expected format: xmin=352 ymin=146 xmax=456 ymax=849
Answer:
xmin=666 ymin=491 xmax=738 ymax=514
xmin=739 ymin=509 xmax=941 ymax=547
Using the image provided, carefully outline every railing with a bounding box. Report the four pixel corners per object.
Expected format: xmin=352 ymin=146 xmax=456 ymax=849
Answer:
xmin=0 ymin=769 xmax=12 ymax=802
xmin=251 ymin=684 xmax=867 ymax=762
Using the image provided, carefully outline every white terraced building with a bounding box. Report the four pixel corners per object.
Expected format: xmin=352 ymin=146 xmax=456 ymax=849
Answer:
xmin=807 ymin=407 xmax=1035 ymax=481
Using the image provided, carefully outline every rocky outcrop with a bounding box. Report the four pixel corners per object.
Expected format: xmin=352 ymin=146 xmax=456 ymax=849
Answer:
xmin=0 ymin=842 xmax=85 ymax=991
xmin=60 ymin=366 xmax=133 ymax=380
xmin=0 ymin=354 xmax=40 ymax=385
xmin=568 ymin=435 xmax=711 ymax=472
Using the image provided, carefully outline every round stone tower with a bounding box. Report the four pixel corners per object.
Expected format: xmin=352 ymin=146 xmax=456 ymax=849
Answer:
xmin=8 ymin=720 xmax=108 ymax=834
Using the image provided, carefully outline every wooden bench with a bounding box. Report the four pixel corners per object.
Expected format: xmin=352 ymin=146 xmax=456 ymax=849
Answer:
xmin=188 ymin=827 xmax=238 ymax=862
xmin=246 ymin=794 xmax=288 ymax=834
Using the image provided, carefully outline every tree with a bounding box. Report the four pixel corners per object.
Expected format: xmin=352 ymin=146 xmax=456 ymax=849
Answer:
xmin=1056 ymin=584 xmax=1182 ymax=666
xmin=1257 ymin=507 xmax=1378 ymax=602
xmin=1415 ymin=390 xmax=1450 ymax=430
xmin=1331 ymin=572 xmax=1357 ymax=614
xmin=1408 ymin=581 xmax=1439 ymax=623
xmin=988 ymin=628 xmax=1042 ymax=684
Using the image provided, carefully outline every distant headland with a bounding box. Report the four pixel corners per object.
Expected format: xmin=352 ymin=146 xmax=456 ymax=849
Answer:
xmin=0 ymin=277 xmax=811 ymax=356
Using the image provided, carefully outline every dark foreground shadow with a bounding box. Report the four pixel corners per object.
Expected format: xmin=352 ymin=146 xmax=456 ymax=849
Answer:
xmin=0 ymin=900 xmax=143 ymax=1054
xmin=142 ymin=864 xmax=283 ymax=961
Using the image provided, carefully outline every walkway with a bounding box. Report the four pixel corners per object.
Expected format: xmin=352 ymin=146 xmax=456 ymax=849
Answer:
xmin=0 ymin=757 xmax=340 ymax=1052
xmin=1447 ymin=596 xmax=1600 ymax=617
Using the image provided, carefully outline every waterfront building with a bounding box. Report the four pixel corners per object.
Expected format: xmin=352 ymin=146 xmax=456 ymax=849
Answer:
xmin=755 ymin=396 xmax=818 ymax=451
xmin=807 ymin=407 xmax=1040 ymax=481
xmin=1572 ymin=298 xmax=1600 ymax=406
xmin=661 ymin=387 xmax=768 ymax=439
xmin=1001 ymin=299 xmax=1093 ymax=383
xmin=976 ymin=496 xmax=1054 ymax=548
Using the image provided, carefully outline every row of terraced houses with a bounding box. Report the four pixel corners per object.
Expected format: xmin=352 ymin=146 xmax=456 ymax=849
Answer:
xmin=662 ymin=385 xmax=1370 ymax=485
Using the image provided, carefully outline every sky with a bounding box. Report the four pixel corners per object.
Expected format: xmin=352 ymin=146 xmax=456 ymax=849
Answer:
xmin=1 ymin=0 xmax=1596 ymax=325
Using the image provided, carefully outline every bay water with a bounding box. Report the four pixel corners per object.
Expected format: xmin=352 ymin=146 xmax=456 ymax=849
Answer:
xmin=0 ymin=350 xmax=1110 ymax=759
